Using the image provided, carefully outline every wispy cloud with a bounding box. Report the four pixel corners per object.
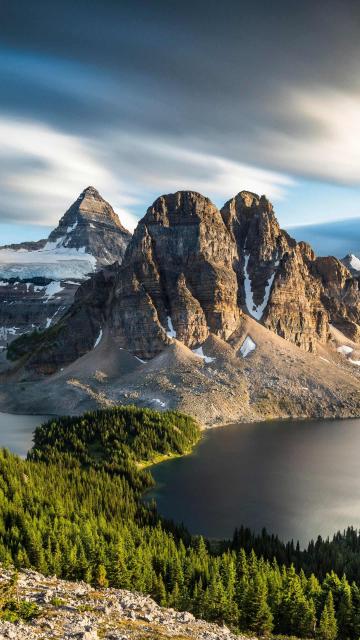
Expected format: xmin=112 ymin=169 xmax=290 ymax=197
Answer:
xmin=0 ymin=116 xmax=140 ymax=230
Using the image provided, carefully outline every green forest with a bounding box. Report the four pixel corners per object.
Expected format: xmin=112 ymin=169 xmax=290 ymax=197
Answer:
xmin=0 ymin=406 xmax=360 ymax=638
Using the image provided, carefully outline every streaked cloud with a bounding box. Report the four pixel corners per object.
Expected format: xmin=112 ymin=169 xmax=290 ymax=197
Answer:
xmin=1 ymin=0 xmax=360 ymax=236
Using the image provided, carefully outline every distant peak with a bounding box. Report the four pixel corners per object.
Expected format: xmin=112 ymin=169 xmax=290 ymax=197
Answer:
xmin=79 ymin=186 xmax=101 ymax=198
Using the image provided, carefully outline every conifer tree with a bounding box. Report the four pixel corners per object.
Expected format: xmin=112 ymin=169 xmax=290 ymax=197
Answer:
xmin=317 ymin=591 xmax=337 ymax=640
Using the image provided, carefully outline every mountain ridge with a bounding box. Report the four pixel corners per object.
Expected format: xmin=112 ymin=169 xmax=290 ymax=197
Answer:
xmin=2 ymin=188 xmax=360 ymax=425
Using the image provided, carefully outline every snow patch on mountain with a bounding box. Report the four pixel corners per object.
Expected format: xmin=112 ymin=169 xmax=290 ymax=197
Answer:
xmin=337 ymin=345 xmax=353 ymax=355
xmin=192 ymin=346 xmax=215 ymax=363
xmin=94 ymin=329 xmax=103 ymax=348
xmin=349 ymin=255 xmax=360 ymax=271
xmin=243 ymin=254 xmax=278 ymax=321
xmin=166 ymin=316 xmax=177 ymax=338
xmin=240 ymin=335 xmax=256 ymax=357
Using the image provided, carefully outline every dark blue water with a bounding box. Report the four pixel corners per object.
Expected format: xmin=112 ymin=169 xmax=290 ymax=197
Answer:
xmin=0 ymin=412 xmax=48 ymax=457
xmin=146 ymin=418 xmax=360 ymax=545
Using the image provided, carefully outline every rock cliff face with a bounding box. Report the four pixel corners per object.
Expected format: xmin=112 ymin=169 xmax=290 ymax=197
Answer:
xmin=6 ymin=188 xmax=360 ymax=375
xmin=0 ymin=188 xmax=131 ymax=348
xmin=314 ymin=256 xmax=360 ymax=341
xmin=109 ymin=191 xmax=240 ymax=358
xmin=221 ymin=191 xmax=328 ymax=351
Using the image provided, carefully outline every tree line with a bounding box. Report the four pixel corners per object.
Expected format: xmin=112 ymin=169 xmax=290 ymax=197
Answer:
xmin=0 ymin=406 xmax=359 ymax=638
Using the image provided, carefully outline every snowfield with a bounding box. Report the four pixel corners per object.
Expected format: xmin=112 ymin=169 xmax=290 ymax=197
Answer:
xmin=0 ymin=245 xmax=96 ymax=280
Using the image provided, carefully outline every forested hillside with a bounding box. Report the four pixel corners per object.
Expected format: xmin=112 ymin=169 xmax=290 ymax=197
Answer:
xmin=0 ymin=407 xmax=359 ymax=638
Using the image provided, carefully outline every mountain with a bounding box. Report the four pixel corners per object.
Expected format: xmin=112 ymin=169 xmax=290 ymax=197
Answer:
xmin=342 ymin=253 xmax=360 ymax=275
xmin=0 ymin=187 xmax=131 ymax=348
xmin=3 ymin=189 xmax=360 ymax=424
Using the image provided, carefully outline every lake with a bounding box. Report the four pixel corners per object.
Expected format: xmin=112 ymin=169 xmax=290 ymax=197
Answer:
xmin=146 ymin=418 xmax=360 ymax=546
xmin=0 ymin=412 xmax=49 ymax=457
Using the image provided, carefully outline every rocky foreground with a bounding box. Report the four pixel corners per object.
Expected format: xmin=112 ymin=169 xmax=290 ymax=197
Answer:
xmin=0 ymin=568 xmax=251 ymax=640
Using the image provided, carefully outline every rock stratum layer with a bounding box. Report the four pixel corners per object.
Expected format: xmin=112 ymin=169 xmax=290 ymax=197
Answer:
xmin=3 ymin=188 xmax=360 ymax=424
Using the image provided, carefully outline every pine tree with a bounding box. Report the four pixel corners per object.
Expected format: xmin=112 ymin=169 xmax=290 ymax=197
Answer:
xmin=245 ymin=574 xmax=273 ymax=636
xmin=317 ymin=591 xmax=337 ymax=640
xmin=95 ymin=564 xmax=108 ymax=588
xmin=337 ymin=575 xmax=353 ymax=640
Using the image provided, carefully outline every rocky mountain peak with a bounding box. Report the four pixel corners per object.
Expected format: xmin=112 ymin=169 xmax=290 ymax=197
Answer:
xmin=46 ymin=187 xmax=131 ymax=264
xmin=51 ymin=187 xmax=129 ymax=235
xmin=342 ymin=253 xmax=360 ymax=275
xmin=142 ymin=190 xmax=220 ymax=227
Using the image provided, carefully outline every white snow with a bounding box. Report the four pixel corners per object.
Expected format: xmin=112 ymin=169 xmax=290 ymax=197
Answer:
xmin=349 ymin=359 xmax=360 ymax=366
xmin=94 ymin=329 xmax=103 ymax=348
xmin=0 ymin=281 xmax=9 ymax=286
xmin=349 ymin=254 xmax=360 ymax=271
xmin=152 ymin=398 xmax=166 ymax=408
xmin=43 ymin=281 xmax=64 ymax=301
xmin=119 ymin=348 xmax=147 ymax=364
xmin=0 ymin=326 xmax=19 ymax=340
xmin=337 ymin=345 xmax=353 ymax=355
xmin=192 ymin=346 xmax=215 ymax=364
xmin=240 ymin=335 xmax=256 ymax=358
xmin=66 ymin=221 xmax=78 ymax=233
xmin=0 ymin=244 xmax=96 ymax=280
xmin=166 ymin=316 xmax=177 ymax=338
xmin=243 ymin=254 xmax=278 ymax=321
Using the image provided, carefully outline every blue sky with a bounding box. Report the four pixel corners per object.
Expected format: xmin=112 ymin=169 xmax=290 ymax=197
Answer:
xmin=1 ymin=0 xmax=360 ymax=244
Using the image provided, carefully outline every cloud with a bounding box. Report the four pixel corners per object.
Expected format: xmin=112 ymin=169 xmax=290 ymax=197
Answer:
xmin=0 ymin=116 xmax=140 ymax=231
xmin=2 ymin=0 xmax=360 ymax=231
xmin=104 ymin=135 xmax=294 ymax=203
xmin=0 ymin=116 xmax=294 ymax=232
xmin=258 ymin=87 xmax=360 ymax=185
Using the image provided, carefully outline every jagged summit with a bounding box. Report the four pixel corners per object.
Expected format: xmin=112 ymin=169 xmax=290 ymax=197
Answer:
xmin=49 ymin=186 xmax=130 ymax=241
xmin=142 ymin=190 xmax=219 ymax=226
xmin=39 ymin=187 xmax=131 ymax=265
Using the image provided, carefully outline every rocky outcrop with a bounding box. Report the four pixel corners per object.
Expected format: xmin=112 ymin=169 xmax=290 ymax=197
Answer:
xmin=314 ymin=256 xmax=360 ymax=341
xmin=0 ymin=566 xmax=250 ymax=640
xmin=109 ymin=191 xmax=240 ymax=357
xmin=19 ymin=265 xmax=119 ymax=375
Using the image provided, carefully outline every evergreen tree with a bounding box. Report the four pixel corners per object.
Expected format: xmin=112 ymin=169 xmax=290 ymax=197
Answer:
xmin=317 ymin=591 xmax=337 ymax=640
xmin=244 ymin=574 xmax=273 ymax=636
